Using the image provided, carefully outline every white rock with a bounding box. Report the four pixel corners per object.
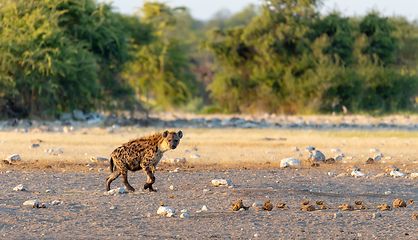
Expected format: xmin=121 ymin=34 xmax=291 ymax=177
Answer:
xmin=203 ymin=188 xmax=211 ymax=192
xmin=166 ymin=212 xmax=175 ymax=217
xmin=252 ymin=202 xmax=263 ymax=207
xmin=23 ymin=200 xmax=40 ymax=207
xmin=374 ymin=155 xmax=381 ymax=161
xmin=331 ymin=148 xmax=341 ymax=153
xmin=105 ymin=187 xmax=125 ymax=195
xmin=280 ymin=158 xmax=301 ymax=168
xmin=373 ymin=212 xmax=382 ymax=218
xmin=390 ymin=171 xmax=406 ymax=178
xmin=180 ymin=213 xmax=190 ymax=218
xmin=6 ymin=170 xmax=12 ymax=173
xmin=13 ymin=184 xmax=25 ymax=191
xmin=351 ymin=171 xmax=367 ymax=178
xmin=5 ymin=154 xmax=21 ymax=162
xmin=385 ymin=156 xmax=393 ymax=160
xmin=169 ymin=185 xmax=177 ymax=190
xmin=190 ymin=154 xmax=201 ymax=159
xmin=73 ymin=110 xmax=85 ymax=121
xmin=89 ymin=168 xmax=94 ymax=171
xmin=385 ymin=191 xmax=392 ymax=194
xmin=410 ymin=173 xmax=418 ymax=178
xmin=90 ymin=157 xmax=108 ymax=162
xmin=30 ymin=144 xmax=40 ymax=149
xmin=346 ymin=156 xmax=354 ymax=160
xmin=308 ymin=150 xmax=325 ymax=162
xmin=212 ymin=179 xmax=231 ymax=187
xmin=334 ymin=212 xmax=343 ymax=218
xmin=201 ymin=205 xmax=210 ymax=211
xmin=50 ymin=200 xmax=61 ymax=206
xmin=328 ymin=172 xmax=337 ymax=176
xmin=305 ymin=146 xmax=315 ymax=152
xmin=254 ymin=233 xmax=259 ymax=238
xmin=98 ymin=168 xmax=104 ymax=172
xmin=181 ymin=209 xmax=189 ymax=213
xmin=45 ymin=189 xmax=54 ymax=193
xmin=164 ymin=158 xmax=186 ymax=164
xmin=173 ymin=167 xmax=180 ymax=173
xmin=370 ymin=148 xmax=380 ymax=153
xmin=157 ymin=206 xmax=174 ymax=215
xmin=335 ymin=155 xmax=342 ymax=161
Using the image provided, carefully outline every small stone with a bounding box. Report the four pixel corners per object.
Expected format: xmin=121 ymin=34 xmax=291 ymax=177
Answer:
xmin=252 ymin=202 xmax=263 ymax=207
xmin=301 ymin=205 xmax=315 ymax=211
xmin=334 ymin=212 xmax=343 ymax=218
xmin=211 ymin=179 xmax=231 ymax=187
xmin=190 ymin=154 xmax=200 ymax=159
xmin=232 ymin=199 xmax=249 ymax=211
xmin=13 ymin=184 xmax=25 ymax=191
xmin=378 ymin=204 xmax=391 ymax=210
xmin=301 ymin=200 xmax=310 ymax=205
xmin=328 ymin=172 xmax=337 ymax=176
xmin=308 ymin=150 xmax=325 ymax=162
xmin=30 ymin=144 xmax=40 ymax=149
xmin=316 ymin=201 xmax=323 ymax=205
xmin=169 ymin=185 xmax=177 ymax=190
xmin=254 ymin=233 xmax=259 ymax=238
xmin=370 ymin=149 xmax=380 ymax=153
xmin=98 ymin=168 xmax=104 ymax=172
xmin=180 ymin=213 xmax=189 ymax=218
xmin=105 ymin=187 xmax=125 ymax=195
xmin=90 ymin=157 xmax=108 ymax=162
xmin=385 ymin=166 xmax=399 ymax=172
xmin=201 ymin=205 xmax=210 ymax=211
xmin=341 ymin=204 xmax=354 ymax=211
xmin=324 ymin=158 xmax=335 ymax=164
xmin=280 ymin=158 xmax=301 ymax=168
xmin=393 ymin=198 xmax=407 ymax=208
xmin=408 ymin=199 xmax=414 ymax=204
xmin=181 ymin=209 xmax=189 ymax=213
xmin=23 ymin=200 xmax=41 ymax=207
xmin=166 ymin=212 xmax=175 ymax=217
xmin=354 ymin=201 xmax=362 ymax=205
xmin=390 ymin=171 xmax=406 ymax=178
xmin=373 ymin=212 xmax=382 ymax=218
xmin=346 ymin=165 xmax=360 ymax=172
xmin=305 ymin=146 xmax=315 ymax=152
xmin=366 ymin=158 xmax=374 ymax=164
xmin=50 ymin=200 xmax=61 ymax=206
xmin=275 ymin=203 xmax=286 ymax=209
xmin=351 ymin=171 xmax=367 ymax=178
xmin=320 ymin=205 xmax=329 ymax=209
xmin=157 ymin=206 xmax=174 ymax=215
xmin=5 ymin=154 xmax=21 ymax=162
xmin=412 ymin=214 xmax=418 ymax=219
xmin=202 ymin=188 xmax=211 ymax=192
xmin=359 ymin=205 xmax=368 ymax=210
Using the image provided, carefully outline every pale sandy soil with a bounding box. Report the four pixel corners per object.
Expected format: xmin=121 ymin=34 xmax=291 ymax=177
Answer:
xmin=1 ymin=125 xmax=418 ymax=239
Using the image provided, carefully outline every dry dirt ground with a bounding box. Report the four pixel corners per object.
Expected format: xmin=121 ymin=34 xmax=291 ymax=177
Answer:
xmin=1 ymin=125 xmax=418 ymax=239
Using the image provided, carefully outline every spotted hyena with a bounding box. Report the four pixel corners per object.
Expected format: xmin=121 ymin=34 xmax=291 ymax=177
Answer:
xmin=106 ymin=130 xmax=183 ymax=192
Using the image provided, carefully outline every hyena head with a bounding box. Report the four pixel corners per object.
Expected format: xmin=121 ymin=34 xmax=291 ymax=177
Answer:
xmin=160 ymin=130 xmax=183 ymax=151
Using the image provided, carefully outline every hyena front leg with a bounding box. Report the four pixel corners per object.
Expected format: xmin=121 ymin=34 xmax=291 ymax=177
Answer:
xmin=143 ymin=166 xmax=156 ymax=192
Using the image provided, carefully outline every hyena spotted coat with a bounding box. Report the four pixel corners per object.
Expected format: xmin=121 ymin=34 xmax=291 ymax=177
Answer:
xmin=106 ymin=130 xmax=183 ymax=192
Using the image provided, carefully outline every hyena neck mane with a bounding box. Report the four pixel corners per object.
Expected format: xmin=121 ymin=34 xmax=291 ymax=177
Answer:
xmin=139 ymin=132 xmax=171 ymax=153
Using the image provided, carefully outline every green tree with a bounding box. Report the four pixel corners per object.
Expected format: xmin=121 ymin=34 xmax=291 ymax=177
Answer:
xmin=122 ymin=2 xmax=195 ymax=109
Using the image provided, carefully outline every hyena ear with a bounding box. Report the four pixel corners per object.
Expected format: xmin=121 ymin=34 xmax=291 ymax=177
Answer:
xmin=163 ymin=130 xmax=169 ymax=138
xmin=177 ymin=130 xmax=183 ymax=139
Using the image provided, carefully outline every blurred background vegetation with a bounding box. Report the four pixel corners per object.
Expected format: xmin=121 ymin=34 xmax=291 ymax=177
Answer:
xmin=0 ymin=0 xmax=417 ymax=119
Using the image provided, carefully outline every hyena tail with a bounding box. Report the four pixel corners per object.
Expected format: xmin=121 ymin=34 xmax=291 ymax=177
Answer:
xmin=109 ymin=157 xmax=115 ymax=173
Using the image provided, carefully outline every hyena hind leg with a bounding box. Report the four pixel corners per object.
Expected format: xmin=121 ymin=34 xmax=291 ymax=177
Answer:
xmin=106 ymin=169 xmax=121 ymax=191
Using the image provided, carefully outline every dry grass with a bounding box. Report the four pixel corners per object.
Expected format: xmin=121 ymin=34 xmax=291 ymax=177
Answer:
xmin=0 ymin=127 xmax=417 ymax=171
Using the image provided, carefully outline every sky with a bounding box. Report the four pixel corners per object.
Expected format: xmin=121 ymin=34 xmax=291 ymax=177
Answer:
xmin=98 ymin=0 xmax=418 ymax=22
